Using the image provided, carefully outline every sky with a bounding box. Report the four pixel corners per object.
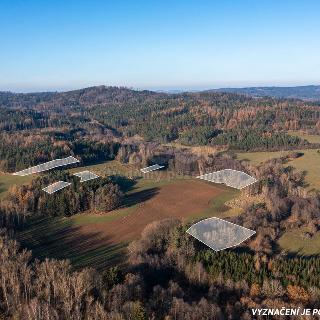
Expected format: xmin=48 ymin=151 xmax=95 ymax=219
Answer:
xmin=0 ymin=0 xmax=319 ymax=92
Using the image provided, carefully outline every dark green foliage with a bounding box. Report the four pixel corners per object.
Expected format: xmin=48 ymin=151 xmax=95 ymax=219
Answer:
xmin=180 ymin=127 xmax=221 ymax=145
xmin=173 ymin=223 xmax=320 ymax=289
xmin=0 ymin=139 xmax=119 ymax=172
xmin=0 ymin=108 xmax=47 ymax=131
xmin=211 ymin=129 xmax=307 ymax=151
xmin=194 ymin=246 xmax=320 ymax=289
xmin=197 ymin=250 xmax=263 ymax=284
xmin=72 ymin=140 xmax=120 ymax=165
xmin=272 ymin=257 xmax=320 ymax=287
xmin=108 ymin=175 xmax=137 ymax=193
xmin=0 ymin=140 xmax=69 ymax=172
xmin=103 ymin=266 xmax=124 ymax=289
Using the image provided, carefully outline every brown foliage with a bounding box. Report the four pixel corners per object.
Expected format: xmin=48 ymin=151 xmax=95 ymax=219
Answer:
xmin=287 ymin=285 xmax=310 ymax=302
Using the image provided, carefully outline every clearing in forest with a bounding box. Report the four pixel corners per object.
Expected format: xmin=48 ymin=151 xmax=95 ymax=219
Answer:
xmin=236 ymin=148 xmax=320 ymax=190
xmin=18 ymin=178 xmax=239 ymax=270
xmin=278 ymin=228 xmax=320 ymax=255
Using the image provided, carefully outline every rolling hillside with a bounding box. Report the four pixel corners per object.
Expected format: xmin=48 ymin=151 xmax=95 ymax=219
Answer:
xmin=212 ymin=85 xmax=320 ymax=100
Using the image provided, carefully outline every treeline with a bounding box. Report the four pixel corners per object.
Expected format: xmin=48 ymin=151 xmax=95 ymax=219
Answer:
xmin=0 ymin=108 xmax=48 ymax=131
xmin=0 ymin=105 xmax=89 ymax=132
xmin=0 ymin=138 xmax=119 ymax=172
xmin=2 ymin=217 xmax=320 ymax=319
xmin=116 ymin=142 xmax=244 ymax=175
xmin=197 ymin=248 xmax=320 ymax=289
xmin=179 ymin=128 xmax=309 ymax=149
xmin=0 ymin=139 xmax=70 ymax=172
xmin=0 ymin=171 xmax=123 ymax=227
xmin=210 ymin=129 xmax=308 ymax=151
xmin=72 ymin=140 xmax=120 ymax=165
xmin=179 ymin=127 xmax=222 ymax=146
xmin=127 ymin=220 xmax=320 ymax=318
xmin=1 ymin=86 xmax=320 ymax=150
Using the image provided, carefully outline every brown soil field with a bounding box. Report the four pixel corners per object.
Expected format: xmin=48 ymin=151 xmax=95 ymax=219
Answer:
xmin=19 ymin=179 xmax=232 ymax=269
xmin=77 ymin=179 xmax=224 ymax=244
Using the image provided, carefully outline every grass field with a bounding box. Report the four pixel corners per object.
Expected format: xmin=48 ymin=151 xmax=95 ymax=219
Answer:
xmin=287 ymin=131 xmax=320 ymax=144
xmin=237 ymin=149 xmax=320 ymax=190
xmin=68 ymin=160 xmax=136 ymax=177
xmin=17 ymin=162 xmax=239 ymax=270
xmin=236 ymin=150 xmax=286 ymax=165
xmin=18 ymin=216 xmax=127 ymax=270
xmin=0 ymin=173 xmax=34 ymax=199
xmin=278 ymin=229 xmax=320 ymax=255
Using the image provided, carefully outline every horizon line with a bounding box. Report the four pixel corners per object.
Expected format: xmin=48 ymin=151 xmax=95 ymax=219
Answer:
xmin=1 ymin=82 xmax=320 ymax=94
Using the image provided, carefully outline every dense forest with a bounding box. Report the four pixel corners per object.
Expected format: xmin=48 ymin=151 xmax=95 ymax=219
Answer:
xmin=0 ymin=137 xmax=119 ymax=172
xmin=1 ymin=86 xmax=320 ymax=172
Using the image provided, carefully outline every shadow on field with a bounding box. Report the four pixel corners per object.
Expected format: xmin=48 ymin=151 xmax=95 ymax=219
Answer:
xmin=274 ymin=241 xmax=320 ymax=259
xmin=108 ymin=175 xmax=138 ymax=193
xmin=122 ymin=187 xmax=160 ymax=207
xmin=17 ymin=216 xmax=127 ymax=271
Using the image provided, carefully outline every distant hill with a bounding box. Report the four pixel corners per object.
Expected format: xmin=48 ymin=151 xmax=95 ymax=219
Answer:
xmin=2 ymin=85 xmax=320 ymax=109
xmin=0 ymin=86 xmax=161 ymax=109
xmin=211 ymin=85 xmax=320 ymax=100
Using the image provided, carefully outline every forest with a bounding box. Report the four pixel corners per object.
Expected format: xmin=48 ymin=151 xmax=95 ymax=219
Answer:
xmin=0 ymin=137 xmax=119 ymax=172
xmin=0 ymin=171 xmax=123 ymax=226
xmin=1 ymin=139 xmax=320 ymax=318
xmin=1 ymin=87 xmax=320 ymax=166
xmin=1 ymin=217 xmax=320 ymax=319
xmin=1 ymin=86 xmax=320 ymax=319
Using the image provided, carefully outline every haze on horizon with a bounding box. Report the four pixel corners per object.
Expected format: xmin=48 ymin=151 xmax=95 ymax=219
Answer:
xmin=1 ymin=0 xmax=319 ymax=93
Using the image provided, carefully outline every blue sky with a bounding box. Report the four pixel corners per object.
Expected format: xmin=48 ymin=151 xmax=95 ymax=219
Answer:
xmin=0 ymin=0 xmax=319 ymax=92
